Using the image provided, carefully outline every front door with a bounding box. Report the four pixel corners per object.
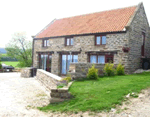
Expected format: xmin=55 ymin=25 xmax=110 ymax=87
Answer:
xmin=61 ymin=54 xmax=78 ymax=74
xmin=39 ymin=53 xmax=52 ymax=72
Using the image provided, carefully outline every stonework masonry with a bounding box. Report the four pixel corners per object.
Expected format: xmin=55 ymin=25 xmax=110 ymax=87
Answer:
xmin=21 ymin=68 xmax=33 ymax=78
xmin=36 ymin=69 xmax=62 ymax=90
xmin=33 ymin=3 xmax=150 ymax=76
xmin=69 ymin=63 xmax=104 ymax=79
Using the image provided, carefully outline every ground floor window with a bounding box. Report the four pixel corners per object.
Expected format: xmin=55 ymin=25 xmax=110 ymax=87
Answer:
xmin=39 ymin=53 xmax=52 ymax=72
xmin=62 ymin=54 xmax=78 ymax=74
xmin=90 ymin=54 xmax=113 ymax=64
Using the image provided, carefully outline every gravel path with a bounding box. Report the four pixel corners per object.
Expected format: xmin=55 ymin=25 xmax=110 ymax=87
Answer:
xmin=0 ymin=72 xmax=150 ymax=117
xmin=0 ymin=72 xmax=50 ymax=117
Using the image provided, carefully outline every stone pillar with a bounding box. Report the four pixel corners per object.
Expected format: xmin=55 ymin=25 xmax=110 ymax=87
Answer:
xmin=51 ymin=52 xmax=59 ymax=75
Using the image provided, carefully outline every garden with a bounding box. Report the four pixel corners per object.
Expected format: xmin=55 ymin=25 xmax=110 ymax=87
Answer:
xmin=38 ymin=63 xmax=150 ymax=112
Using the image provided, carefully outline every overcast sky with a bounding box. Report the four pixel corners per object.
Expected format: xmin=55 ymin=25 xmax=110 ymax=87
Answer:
xmin=0 ymin=0 xmax=149 ymax=48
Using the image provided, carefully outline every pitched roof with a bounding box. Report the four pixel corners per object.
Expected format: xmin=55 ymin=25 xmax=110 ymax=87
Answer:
xmin=36 ymin=6 xmax=137 ymax=38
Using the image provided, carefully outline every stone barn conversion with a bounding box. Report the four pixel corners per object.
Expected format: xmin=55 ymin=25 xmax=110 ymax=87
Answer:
xmin=32 ymin=2 xmax=150 ymax=76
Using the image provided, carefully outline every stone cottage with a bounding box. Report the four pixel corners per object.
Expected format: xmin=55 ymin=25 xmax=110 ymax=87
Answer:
xmin=32 ymin=2 xmax=150 ymax=76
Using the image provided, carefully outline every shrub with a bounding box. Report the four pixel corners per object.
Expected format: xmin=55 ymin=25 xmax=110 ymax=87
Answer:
xmin=87 ymin=65 xmax=98 ymax=80
xmin=103 ymin=63 xmax=115 ymax=76
xmin=116 ymin=63 xmax=125 ymax=75
xmin=63 ymin=76 xmax=72 ymax=82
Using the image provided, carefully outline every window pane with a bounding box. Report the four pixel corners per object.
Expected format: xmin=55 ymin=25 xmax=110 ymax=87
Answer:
xmin=90 ymin=55 xmax=97 ymax=63
xmin=44 ymin=40 xmax=47 ymax=46
xmin=71 ymin=38 xmax=74 ymax=45
xmin=62 ymin=55 xmax=67 ymax=74
xmin=67 ymin=39 xmax=70 ymax=45
xmin=98 ymin=56 xmax=105 ymax=64
xmin=47 ymin=40 xmax=50 ymax=46
xmin=67 ymin=55 xmax=72 ymax=72
xmin=73 ymin=55 xmax=78 ymax=63
xmin=106 ymin=57 xmax=113 ymax=63
xmin=102 ymin=36 xmax=106 ymax=45
xmin=96 ymin=36 xmax=100 ymax=45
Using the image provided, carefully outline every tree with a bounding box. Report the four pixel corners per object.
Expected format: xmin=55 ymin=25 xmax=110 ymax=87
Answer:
xmin=5 ymin=32 xmax=32 ymax=68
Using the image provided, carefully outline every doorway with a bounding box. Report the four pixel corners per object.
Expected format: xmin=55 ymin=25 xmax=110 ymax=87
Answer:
xmin=39 ymin=53 xmax=52 ymax=72
xmin=61 ymin=54 xmax=78 ymax=74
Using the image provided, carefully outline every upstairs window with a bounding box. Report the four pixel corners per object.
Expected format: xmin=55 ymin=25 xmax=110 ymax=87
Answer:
xmin=43 ymin=39 xmax=50 ymax=47
xmin=65 ymin=38 xmax=74 ymax=46
xmin=95 ymin=35 xmax=106 ymax=45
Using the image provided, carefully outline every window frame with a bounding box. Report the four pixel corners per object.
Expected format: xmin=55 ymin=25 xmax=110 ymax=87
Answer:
xmin=43 ymin=39 xmax=49 ymax=47
xmin=89 ymin=54 xmax=113 ymax=64
xmin=65 ymin=37 xmax=74 ymax=46
xmin=95 ymin=35 xmax=106 ymax=46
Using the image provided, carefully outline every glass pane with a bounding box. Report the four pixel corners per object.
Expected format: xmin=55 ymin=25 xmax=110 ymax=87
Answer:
xmin=73 ymin=55 xmax=78 ymax=63
xmin=67 ymin=55 xmax=73 ymax=72
xmin=62 ymin=55 xmax=67 ymax=74
xmin=40 ymin=54 xmax=44 ymax=69
xmin=43 ymin=55 xmax=47 ymax=70
xmin=71 ymin=38 xmax=74 ymax=45
xmin=102 ymin=36 xmax=106 ymax=45
xmin=96 ymin=36 xmax=100 ymax=45
xmin=48 ymin=55 xmax=52 ymax=72
xmin=47 ymin=40 xmax=50 ymax=46
xmin=90 ymin=55 xmax=97 ymax=63
xmin=44 ymin=40 xmax=47 ymax=46
xmin=67 ymin=39 xmax=70 ymax=45
xmin=98 ymin=56 xmax=105 ymax=64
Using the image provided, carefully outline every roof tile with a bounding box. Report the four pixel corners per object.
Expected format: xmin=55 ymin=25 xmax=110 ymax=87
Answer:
xmin=36 ymin=6 xmax=137 ymax=38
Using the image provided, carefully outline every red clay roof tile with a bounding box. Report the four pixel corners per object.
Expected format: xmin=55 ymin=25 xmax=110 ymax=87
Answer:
xmin=36 ymin=6 xmax=137 ymax=38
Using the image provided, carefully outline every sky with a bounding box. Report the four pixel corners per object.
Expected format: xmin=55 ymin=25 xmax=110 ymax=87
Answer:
xmin=0 ymin=0 xmax=149 ymax=48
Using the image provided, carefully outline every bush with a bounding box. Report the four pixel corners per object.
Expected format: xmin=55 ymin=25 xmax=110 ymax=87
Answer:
xmin=87 ymin=65 xmax=98 ymax=80
xmin=63 ymin=76 xmax=72 ymax=82
xmin=116 ymin=63 xmax=125 ymax=75
xmin=103 ymin=63 xmax=115 ymax=76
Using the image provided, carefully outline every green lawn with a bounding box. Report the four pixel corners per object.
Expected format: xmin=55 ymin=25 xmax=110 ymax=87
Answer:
xmin=1 ymin=54 xmax=7 ymax=57
xmin=39 ymin=72 xmax=150 ymax=112
xmin=2 ymin=61 xmax=19 ymax=68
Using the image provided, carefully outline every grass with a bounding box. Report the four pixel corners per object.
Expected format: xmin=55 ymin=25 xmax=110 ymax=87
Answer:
xmin=2 ymin=61 xmax=19 ymax=68
xmin=1 ymin=54 xmax=7 ymax=57
xmin=38 ymin=72 xmax=150 ymax=112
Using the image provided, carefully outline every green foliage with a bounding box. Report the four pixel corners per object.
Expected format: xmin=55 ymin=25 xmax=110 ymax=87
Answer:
xmin=38 ymin=72 xmax=150 ymax=112
xmin=116 ymin=63 xmax=125 ymax=75
xmin=57 ymin=83 xmax=66 ymax=89
xmin=63 ymin=76 xmax=72 ymax=82
xmin=103 ymin=63 xmax=116 ymax=76
xmin=87 ymin=65 xmax=98 ymax=80
xmin=61 ymin=74 xmax=72 ymax=83
xmin=5 ymin=32 xmax=32 ymax=68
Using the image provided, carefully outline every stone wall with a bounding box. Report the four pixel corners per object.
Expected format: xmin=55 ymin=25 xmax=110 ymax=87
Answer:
xmin=69 ymin=63 xmax=104 ymax=79
xmin=127 ymin=3 xmax=150 ymax=73
xmin=20 ymin=68 xmax=33 ymax=78
xmin=36 ymin=69 xmax=62 ymax=90
xmin=33 ymin=32 xmax=128 ymax=75
xmin=50 ymin=82 xmax=73 ymax=103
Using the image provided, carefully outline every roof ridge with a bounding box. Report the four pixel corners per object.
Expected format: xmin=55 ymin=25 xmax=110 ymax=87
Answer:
xmin=57 ymin=5 xmax=137 ymax=20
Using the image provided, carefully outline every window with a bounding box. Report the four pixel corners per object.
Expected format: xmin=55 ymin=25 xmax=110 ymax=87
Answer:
xmin=95 ymin=35 xmax=106 ymax=45
xmin=43 ymin=39 xmax=50 ymax=47
xmin=90 ymin=55 xmax=113 ymax=64
xmin=65 ymin=38 xmax=74 ymax=46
